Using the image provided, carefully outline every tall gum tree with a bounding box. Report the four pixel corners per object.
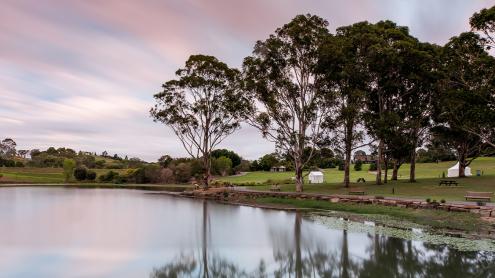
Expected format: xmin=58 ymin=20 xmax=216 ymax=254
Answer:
xmin=242 ymin=14 xmax=333 ymax=192
xmin=318 ymin=22 xmax=375 ymax=188
xmin=151 ymin=55 xmax=249 ymax=188
xmin=434 ymin=32 xmax=494 ymax=177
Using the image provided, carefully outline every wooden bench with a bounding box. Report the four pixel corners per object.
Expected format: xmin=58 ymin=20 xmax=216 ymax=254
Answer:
xmin=439 ymin=180 xmax=458 ymax=186
xmin=270 ymin=185 xmax=281 ymax=192
xmin=465 ymin=191 xmax=493 ymax=201
xmin=356 ymin=178 xmax=366 ymax=183
xmin=349 ymin=189 xmax=365 ymax=195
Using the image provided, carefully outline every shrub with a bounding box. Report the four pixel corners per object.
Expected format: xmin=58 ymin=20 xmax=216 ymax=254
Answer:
xmin=375 ymin=196 xmax=384 ymax=199
xmin=440 ymin=199 xmax=446 ymax=204
xmin=73 ymin=166 xmax=88 ymax=181
xmin=354 ymin=161 xmax=363 ymax=171
xmin=86 ymin=170 xmax=97 ymax=181
xmin=426 ymin=198 xmax=431 ymax=203
xmin=159 ymin=168 xmax=175 ymax=184
xmin=369 ymin=163 xmax=377 ymax=171
xmin=14 ymin=161 xmax=25 ymax=167
xmin=98 ymin=171 xmax=119 ymax=183
xmin=338 ymin=163 xmax=344 ymax=171
xmin=175 ymin=163 xmax=192 ymax=183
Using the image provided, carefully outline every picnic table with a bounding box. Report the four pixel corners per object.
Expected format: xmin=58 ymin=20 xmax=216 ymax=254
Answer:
xmin=348 ymin=189 xmax=365 ymax=195
xmin=438 ymin=179 xmax=458 ymax=186
xmin=465 ymin=191 xmax=492 ymax=202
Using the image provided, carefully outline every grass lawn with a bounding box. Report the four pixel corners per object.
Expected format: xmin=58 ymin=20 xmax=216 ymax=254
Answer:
xmin=219 ymin=157 xmax=495 ymax=202
xmin=0 ymin=167 xmax=128 ymax=183
xmin=254 ymin=197 xmax=485 ymax=232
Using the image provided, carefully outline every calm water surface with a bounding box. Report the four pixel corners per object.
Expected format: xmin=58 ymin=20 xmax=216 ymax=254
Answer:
xmin=0 ymin=187 xmax=493 ymax=277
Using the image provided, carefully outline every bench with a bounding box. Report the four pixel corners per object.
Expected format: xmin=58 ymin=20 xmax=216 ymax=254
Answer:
xmin=349 ymin=189 xmax=365 ymax=195
xmin=439 ymin=180 xmax=458 ymax=186
xmin=356 ymin=178 xmax=366 ymax=183
xmin=465 ymin=191 xmax=493 ymax=201
xmin=270 ymin=185 xmax=281 ymax=192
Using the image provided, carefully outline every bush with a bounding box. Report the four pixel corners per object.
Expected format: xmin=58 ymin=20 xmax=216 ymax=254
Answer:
xmin=14 ymin=161 xmax=25 ymax=167
xmin=98 ymin=171 xmax=120 ymax=183
xmin=338 ymin=163 xmax=344 ymax=171
xmin=354 ymin=161 xmax=363 ymax=171
xmin=440 ymin=199 xmax=446 ymax=204
xmin=426 ymin=198 xmax=431 ymax=203
xmin=73 ymin=166 xmax=88 ymax=181
xmin=369 ymin=163 xmax=377 ymax=171
xmin=86 ymin=170 xmax=97 ymax=181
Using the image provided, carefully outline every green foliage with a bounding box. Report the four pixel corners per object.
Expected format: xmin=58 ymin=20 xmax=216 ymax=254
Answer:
xmin=369 ymin=163 xmax=377 ymax=171
xmin=158 ymin=155 xmax=173 ymax=167
xmin=86 ymin=170 xmax=97 ymax=181
xmin=354 ymin=161 xmax=363 ymax=171
xmin=62 ymin=158 xmax=76 ymax=182
xmin=73 ymin=166 xmax=88 ymax=181
xmin=98 ymin=170 xmax=120 ymax=183
xmin=211 ymin=149 xmax=241 ymax=168
xmin=214 ymin=156 xmax=232 ymax=176
xmin=174 ymin=163 xmax=192 ymax=183
xmin=256 ymin=153 xmax=280 ymax=171
xmin=470 ymin=6 xmax=495 ymax=47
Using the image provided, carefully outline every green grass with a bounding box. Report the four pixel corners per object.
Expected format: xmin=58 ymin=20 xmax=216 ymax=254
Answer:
xmin=0 ymin=167 xmax=128 ymax=183
xmin=219 ymin=157 xmax=495 ymax=202
xmin=255 ymin=197 xmax=485 ymax=232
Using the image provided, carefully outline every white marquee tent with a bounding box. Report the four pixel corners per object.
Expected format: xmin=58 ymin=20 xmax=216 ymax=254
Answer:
xmin=447 ymin=162 xmax=472 ymax=177
xmin=309 ymin=171 xmax=324 ymax=184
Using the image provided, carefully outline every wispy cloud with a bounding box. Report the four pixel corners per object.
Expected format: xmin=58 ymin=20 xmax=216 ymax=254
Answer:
xmin=0 ymin=0 xmax=493 ymax=160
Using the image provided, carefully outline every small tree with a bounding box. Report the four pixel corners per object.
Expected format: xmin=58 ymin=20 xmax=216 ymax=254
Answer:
xmin=63 ymin=158 xmax=76 ymax=182
xmin=214 ymin=156 xmax=232 ymax=176
xmin=151 ymin=55 xmax=249 ymax=188
xmin=73 ymin=166 xmax=88 ymax=181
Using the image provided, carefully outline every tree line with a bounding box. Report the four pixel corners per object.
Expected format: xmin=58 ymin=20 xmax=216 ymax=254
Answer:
xmin=151 ymin=6 xmax=495 ymax=192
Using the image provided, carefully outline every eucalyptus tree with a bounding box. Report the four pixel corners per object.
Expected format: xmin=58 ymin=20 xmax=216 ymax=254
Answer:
xmin=242 ymin=14 xmax=333 ymax=192
xmin=318 ymin=22 xmax=373 ymax=187
xmin=358 ymin=21 xmax=437 ymax=184
xmin=434 ymin=32 xmax=495 ymax=177
xmin=470 ymin=5 xmax=495 ymax=48
xmin=0 ymin=138 xmax=17 ymax=158
xmin=151 ymin=55 xmax=249 ymax=187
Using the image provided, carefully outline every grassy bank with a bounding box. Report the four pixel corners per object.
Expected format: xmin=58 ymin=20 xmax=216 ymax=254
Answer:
xmin=0 ymin=167 xmax=128 ymax=183
xmin=219 ymin=157 xmax=495 ymax=202
xmin=253 ymin=197 xmax=487 ymax=233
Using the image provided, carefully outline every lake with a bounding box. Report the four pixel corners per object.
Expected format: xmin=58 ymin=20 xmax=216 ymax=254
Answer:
xmin=0 ymin=187 xmax=493 ymax=277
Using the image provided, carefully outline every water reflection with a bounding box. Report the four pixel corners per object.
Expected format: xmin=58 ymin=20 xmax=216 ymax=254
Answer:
xmin=0 ymin=188 xmax=493 ymax=277
xmin=151 ymin=200 xmax=495 ymax=278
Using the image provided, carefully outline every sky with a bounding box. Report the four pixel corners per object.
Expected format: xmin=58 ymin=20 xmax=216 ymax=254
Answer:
xmin=1 ymin=0 xmax=494 ymax=162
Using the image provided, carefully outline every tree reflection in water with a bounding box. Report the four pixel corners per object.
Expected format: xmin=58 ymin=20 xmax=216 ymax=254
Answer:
xmin=151 ymin=201 xmax=495 ymax=278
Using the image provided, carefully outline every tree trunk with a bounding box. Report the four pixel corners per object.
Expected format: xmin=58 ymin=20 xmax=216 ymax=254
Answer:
xmin=409 ymin=136 xmax=418 ymax=183
xmin=384 ymin=159 xmax=388 ymax=184
xmin=458 ymin=147 xmax=466 ymax=178
xmin=376 ymin=140 xmax=383 ymax=185
xmin=343 ymin=123 xmax=353 ymax=188
xmin=295 ymin=161 xmax=304 ymax=192
xmin=344 ymin=145 xmax=352 ymax=188
xmin=203 ymin=155 xmax=211 ymax=188
xmin=392 ymin=161 xmax=398 ymax=181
